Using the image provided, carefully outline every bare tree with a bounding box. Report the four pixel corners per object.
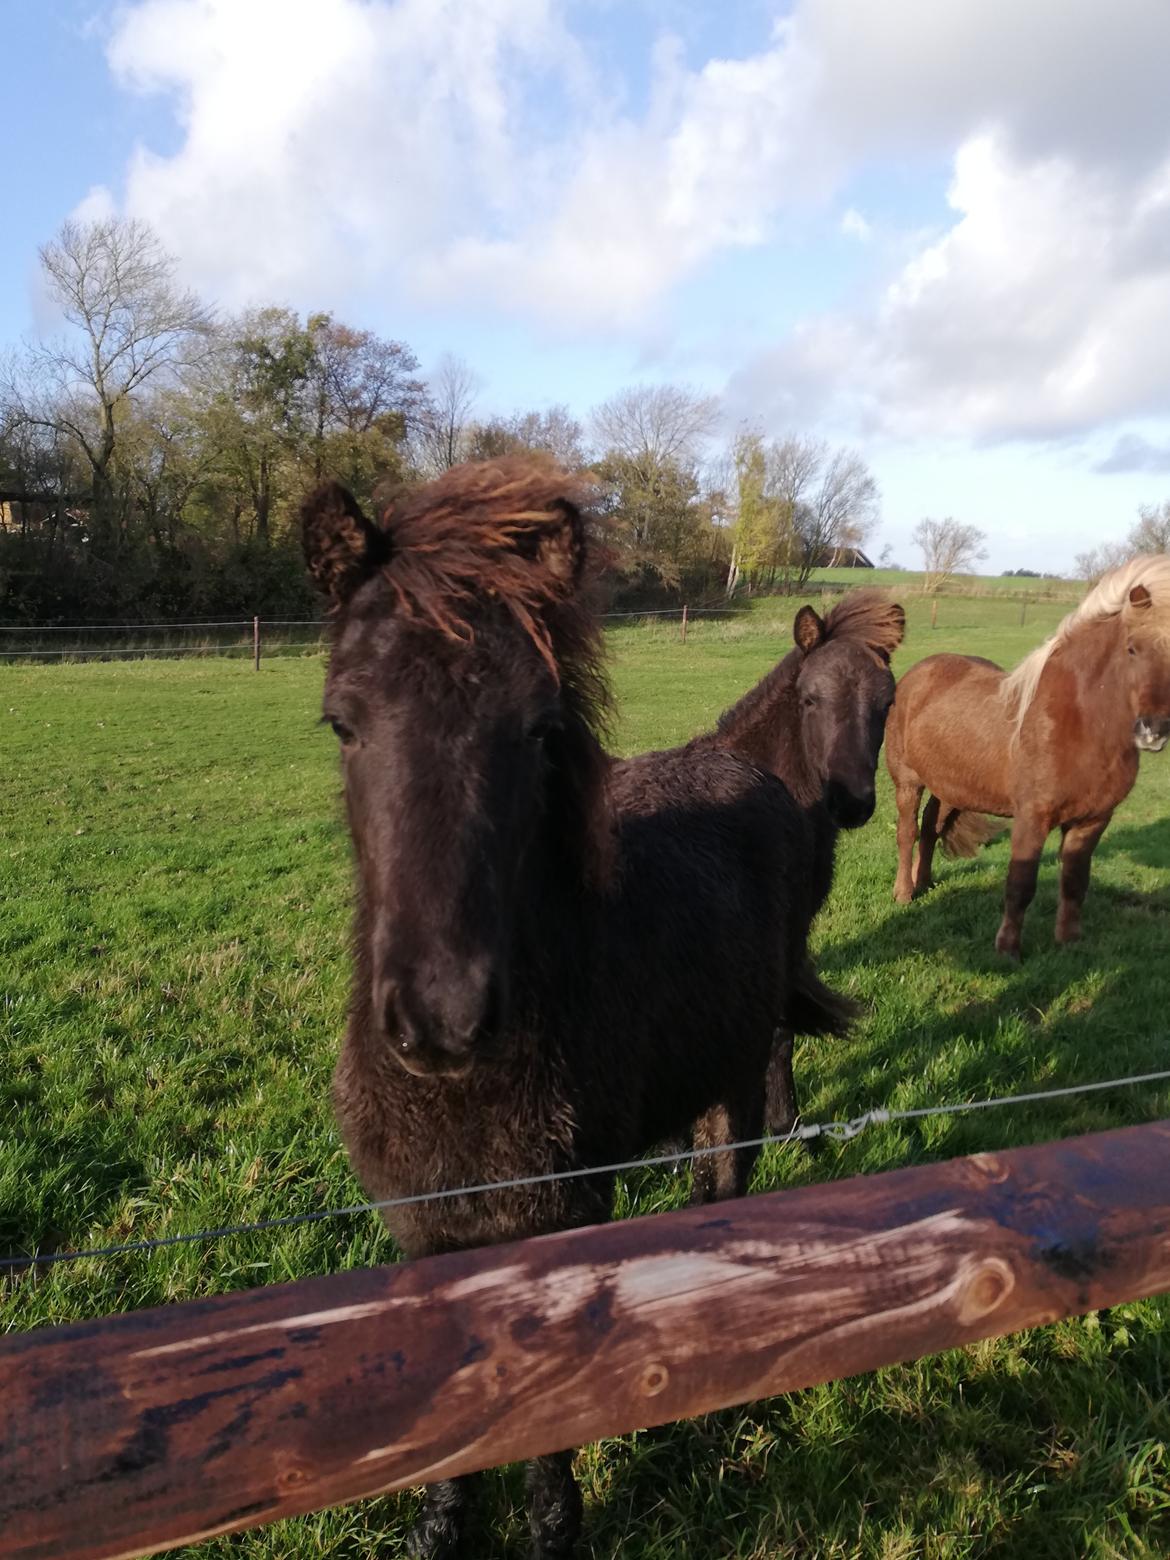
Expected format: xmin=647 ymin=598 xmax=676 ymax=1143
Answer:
xmin=591 ymin=384 xmax=718 ymax=482
xmin=913 ymin=517 xmax=989 ymax=592
xmin=415 ymin=353 xmax=481 ymax=473
xmin=9 ymin=218 xmax=210 ymax=548
xmin=1133 ymin=499 xmax=1170 ymax=554
xmin=1074 ymin=541 xmax=1129 ymax=585
xmin=1074 ymin=500 xmax=1170 ymax=584
xmin=794 ymin=446 xmax=878 ymax=583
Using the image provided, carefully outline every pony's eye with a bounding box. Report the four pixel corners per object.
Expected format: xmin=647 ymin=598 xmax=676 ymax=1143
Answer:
xmin=526 ymin=711 xmax=563 ymax=744
xmin=802 ymin=693 xmax=819 ymax=710
xmin=328 ymin=717 xmax=356 ymax=744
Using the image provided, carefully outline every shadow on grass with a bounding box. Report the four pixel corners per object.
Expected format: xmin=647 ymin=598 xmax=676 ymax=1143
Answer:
xmin=797 ymin=849 xmax=1170 ymax=1165
xmin=568 ymin=1318 xmax=1170 ymax=1559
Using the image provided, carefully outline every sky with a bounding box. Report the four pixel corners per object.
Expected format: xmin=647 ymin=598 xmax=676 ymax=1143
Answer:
xmin=6 ymin=0 xmax=1170 ymax=572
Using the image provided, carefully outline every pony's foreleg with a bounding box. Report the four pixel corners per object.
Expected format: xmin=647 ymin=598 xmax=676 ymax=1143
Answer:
xmin=764 ymin=1029 xmax=820 ymax=1159
xmin=893 ymin=781 xmax=924 ymax=903
xmin=526 ymin=1449 xmax=583 ymax=1558
xmin=1056 ymin=815 xmax=1112 ymax=944
xmin=994 ymin=812 xmax=1050 ymax=959
xmin=913 ymin=795 xmax=942 ymax=896
xmin=691 ymin=1083 xmax=765 ymax=1204
xmin=407 ymin=1476 xmax=478 ymax=1558
xmin=764 ymin=1028 xmax=797 ymax=1135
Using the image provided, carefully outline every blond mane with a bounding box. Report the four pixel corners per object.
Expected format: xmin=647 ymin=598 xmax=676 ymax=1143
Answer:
xmin=1001 ymin=553 xmax=1170 ymax=729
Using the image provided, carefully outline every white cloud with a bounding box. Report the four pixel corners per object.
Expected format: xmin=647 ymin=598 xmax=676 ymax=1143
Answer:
xmin=729 ymin=132 xmax=1170 ymax=441
xmin=100 ymin=0 xmax=821 ymax=328
xmin=102 ymin=0 xmax=584 ymax=309
xmin=94 ymin=0 xmax=1170 ymax=443
xmin=840 ymin=208 xmax=871 ymax=242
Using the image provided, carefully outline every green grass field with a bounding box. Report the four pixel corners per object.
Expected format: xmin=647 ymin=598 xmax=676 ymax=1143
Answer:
xmin=803 ymin=568 xmax=1080 ymax=601
xmin=3 ymin=592 xmax=1169 ymax=1558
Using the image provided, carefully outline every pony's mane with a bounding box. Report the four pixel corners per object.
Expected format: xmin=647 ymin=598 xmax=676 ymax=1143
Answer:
xmin=822 ymin=588 xmax=906 ymax=660
xmin=1002 ymin=553 xmax=1170 ymax=729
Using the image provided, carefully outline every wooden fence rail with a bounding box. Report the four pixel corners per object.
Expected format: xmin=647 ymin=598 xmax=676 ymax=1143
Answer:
xmin=4 ymin=1119 xmax=1170 ymax=1560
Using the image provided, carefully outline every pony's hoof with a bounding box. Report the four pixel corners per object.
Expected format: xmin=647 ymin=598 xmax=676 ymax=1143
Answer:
xmin=893 ymin=886 xmax=913 ymax=905
xmin=994 ymin=933 xmax=1021 ymax=961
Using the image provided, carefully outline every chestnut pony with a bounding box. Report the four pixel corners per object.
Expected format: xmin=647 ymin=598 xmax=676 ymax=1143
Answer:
xmin=303 ymin=457 xmax=895 ymax=1558
xmin=886 ymin=556 xmax=1170 ymax=956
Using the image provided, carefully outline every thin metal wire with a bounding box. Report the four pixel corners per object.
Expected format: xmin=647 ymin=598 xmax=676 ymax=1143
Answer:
xmin=0 ymin=621 xmax=256 ymax=632
xmin=600 ymin=608 xmax=738 ymax=619
xmin=5 ymin=1067 xmax=1167 ymax=1273
xmin=0 ymin=643 xmax=323 ymax=659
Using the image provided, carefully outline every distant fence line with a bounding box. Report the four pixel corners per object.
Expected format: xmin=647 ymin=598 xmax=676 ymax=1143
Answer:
xmin=0 ymin=584 xmax=1078 ymax=665
xmin=0 ymin=607 xmax=752 ymax=663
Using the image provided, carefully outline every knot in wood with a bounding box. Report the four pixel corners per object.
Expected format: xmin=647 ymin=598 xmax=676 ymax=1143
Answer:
xmin=640 ymin=1362 xmax=669 ymax=1398
xmin=277 ymin=1462 xmax=311 ymax=1494
xmin=957 ymin=1258 xmax=1014 ymax=1323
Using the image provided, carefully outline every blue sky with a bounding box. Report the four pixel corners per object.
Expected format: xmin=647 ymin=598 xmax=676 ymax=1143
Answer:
xmin=7 ymin=0 xmax=1170 ymax=572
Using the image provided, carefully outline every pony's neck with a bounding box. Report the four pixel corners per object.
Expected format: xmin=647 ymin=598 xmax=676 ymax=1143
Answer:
xmin=711 ymin=650 xmax=821 ymax=808
xmin=1066 ymin=617 xmax=1139 ymax=743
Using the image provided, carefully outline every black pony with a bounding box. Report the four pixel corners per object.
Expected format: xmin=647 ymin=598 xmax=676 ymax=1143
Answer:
xmin=303 ymin=458 xmax=899 ymax=1558
xmin=700 ymin=589 xmax=905 ymax=1129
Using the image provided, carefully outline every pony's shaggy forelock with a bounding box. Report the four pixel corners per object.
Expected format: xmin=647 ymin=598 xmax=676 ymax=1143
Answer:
xmin=364 ymin=457 xmax=611 ymax=743
xmin=1002 ymin=553 xmax=1170 ymax=729
xmin=822 ymin=589 xmax=906 ymax=661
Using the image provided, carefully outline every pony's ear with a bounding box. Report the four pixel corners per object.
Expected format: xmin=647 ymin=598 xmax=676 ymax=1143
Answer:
xmin=302 ymin=482 xmax=386 ymax=600
xmin=1130 ymin=583 xmax=1153 ymax=611
xmin=794 ymin=605 xmax=826 ymax=654
xmin=887 ymin=602 xmax=907 ymax=649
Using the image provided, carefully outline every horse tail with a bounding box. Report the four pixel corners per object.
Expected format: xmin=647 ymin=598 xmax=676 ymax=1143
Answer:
xmin=937 ymin=807 xmax=1005 ymax=859
xmin=787 ymin=959 xmax=861 ymax=1039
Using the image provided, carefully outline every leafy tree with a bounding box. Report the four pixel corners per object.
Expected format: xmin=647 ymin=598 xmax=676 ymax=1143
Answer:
xmin=466 ymin=405 xmax=586 ymax=468
xmin=725 ymin=432 xmax=877 ymax=592
xmin=305 ymin=314 xmax=428 ymax=489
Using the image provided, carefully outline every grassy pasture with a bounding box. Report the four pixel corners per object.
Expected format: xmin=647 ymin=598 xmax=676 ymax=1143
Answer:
xmin=2 ymin=591 xmax=1169 ymax=1558
xmin=809 ymin=567 xmax=1080 ymax=600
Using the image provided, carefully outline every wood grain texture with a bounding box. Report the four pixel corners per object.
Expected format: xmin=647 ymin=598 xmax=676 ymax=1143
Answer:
xmin=4 ymin=1121 xmax=1170 ymax=1560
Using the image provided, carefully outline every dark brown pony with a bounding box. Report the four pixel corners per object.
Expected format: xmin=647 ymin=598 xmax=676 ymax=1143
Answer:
xmin=303 ymin=458 xmax=895 ymax=1558
xmin=886 ymin=556 xmax=1170 ymax=956
xmin=698 ymin=589 xmax=905 ymax=1127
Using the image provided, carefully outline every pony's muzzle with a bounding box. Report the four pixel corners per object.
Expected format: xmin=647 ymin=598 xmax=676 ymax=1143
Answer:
xmin=1135 ymin=716 xmax=1170 ymax=753
xmin=375 ymin=972 xmax=497 ymax=1078
xmin=825 ymin=779 xmax=876 ymax=829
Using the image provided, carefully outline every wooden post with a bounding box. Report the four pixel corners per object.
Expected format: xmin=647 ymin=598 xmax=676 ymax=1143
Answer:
xmin=680 ymin=604 xmax=688 ymax=644
xmin=1020 ymin=594 xmax=1028 ymax=627
xmin=2 ymin=1120 xmax=1170 ymax=1560
xmin=253 ymin=615 xmax=260 ymax=671
xmin=931 ymin=598 xmax=938 ymax=629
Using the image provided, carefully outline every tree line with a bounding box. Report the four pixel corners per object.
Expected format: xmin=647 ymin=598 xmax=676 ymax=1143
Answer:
xmin=0 ymin=219 xmax=881 ymax=623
